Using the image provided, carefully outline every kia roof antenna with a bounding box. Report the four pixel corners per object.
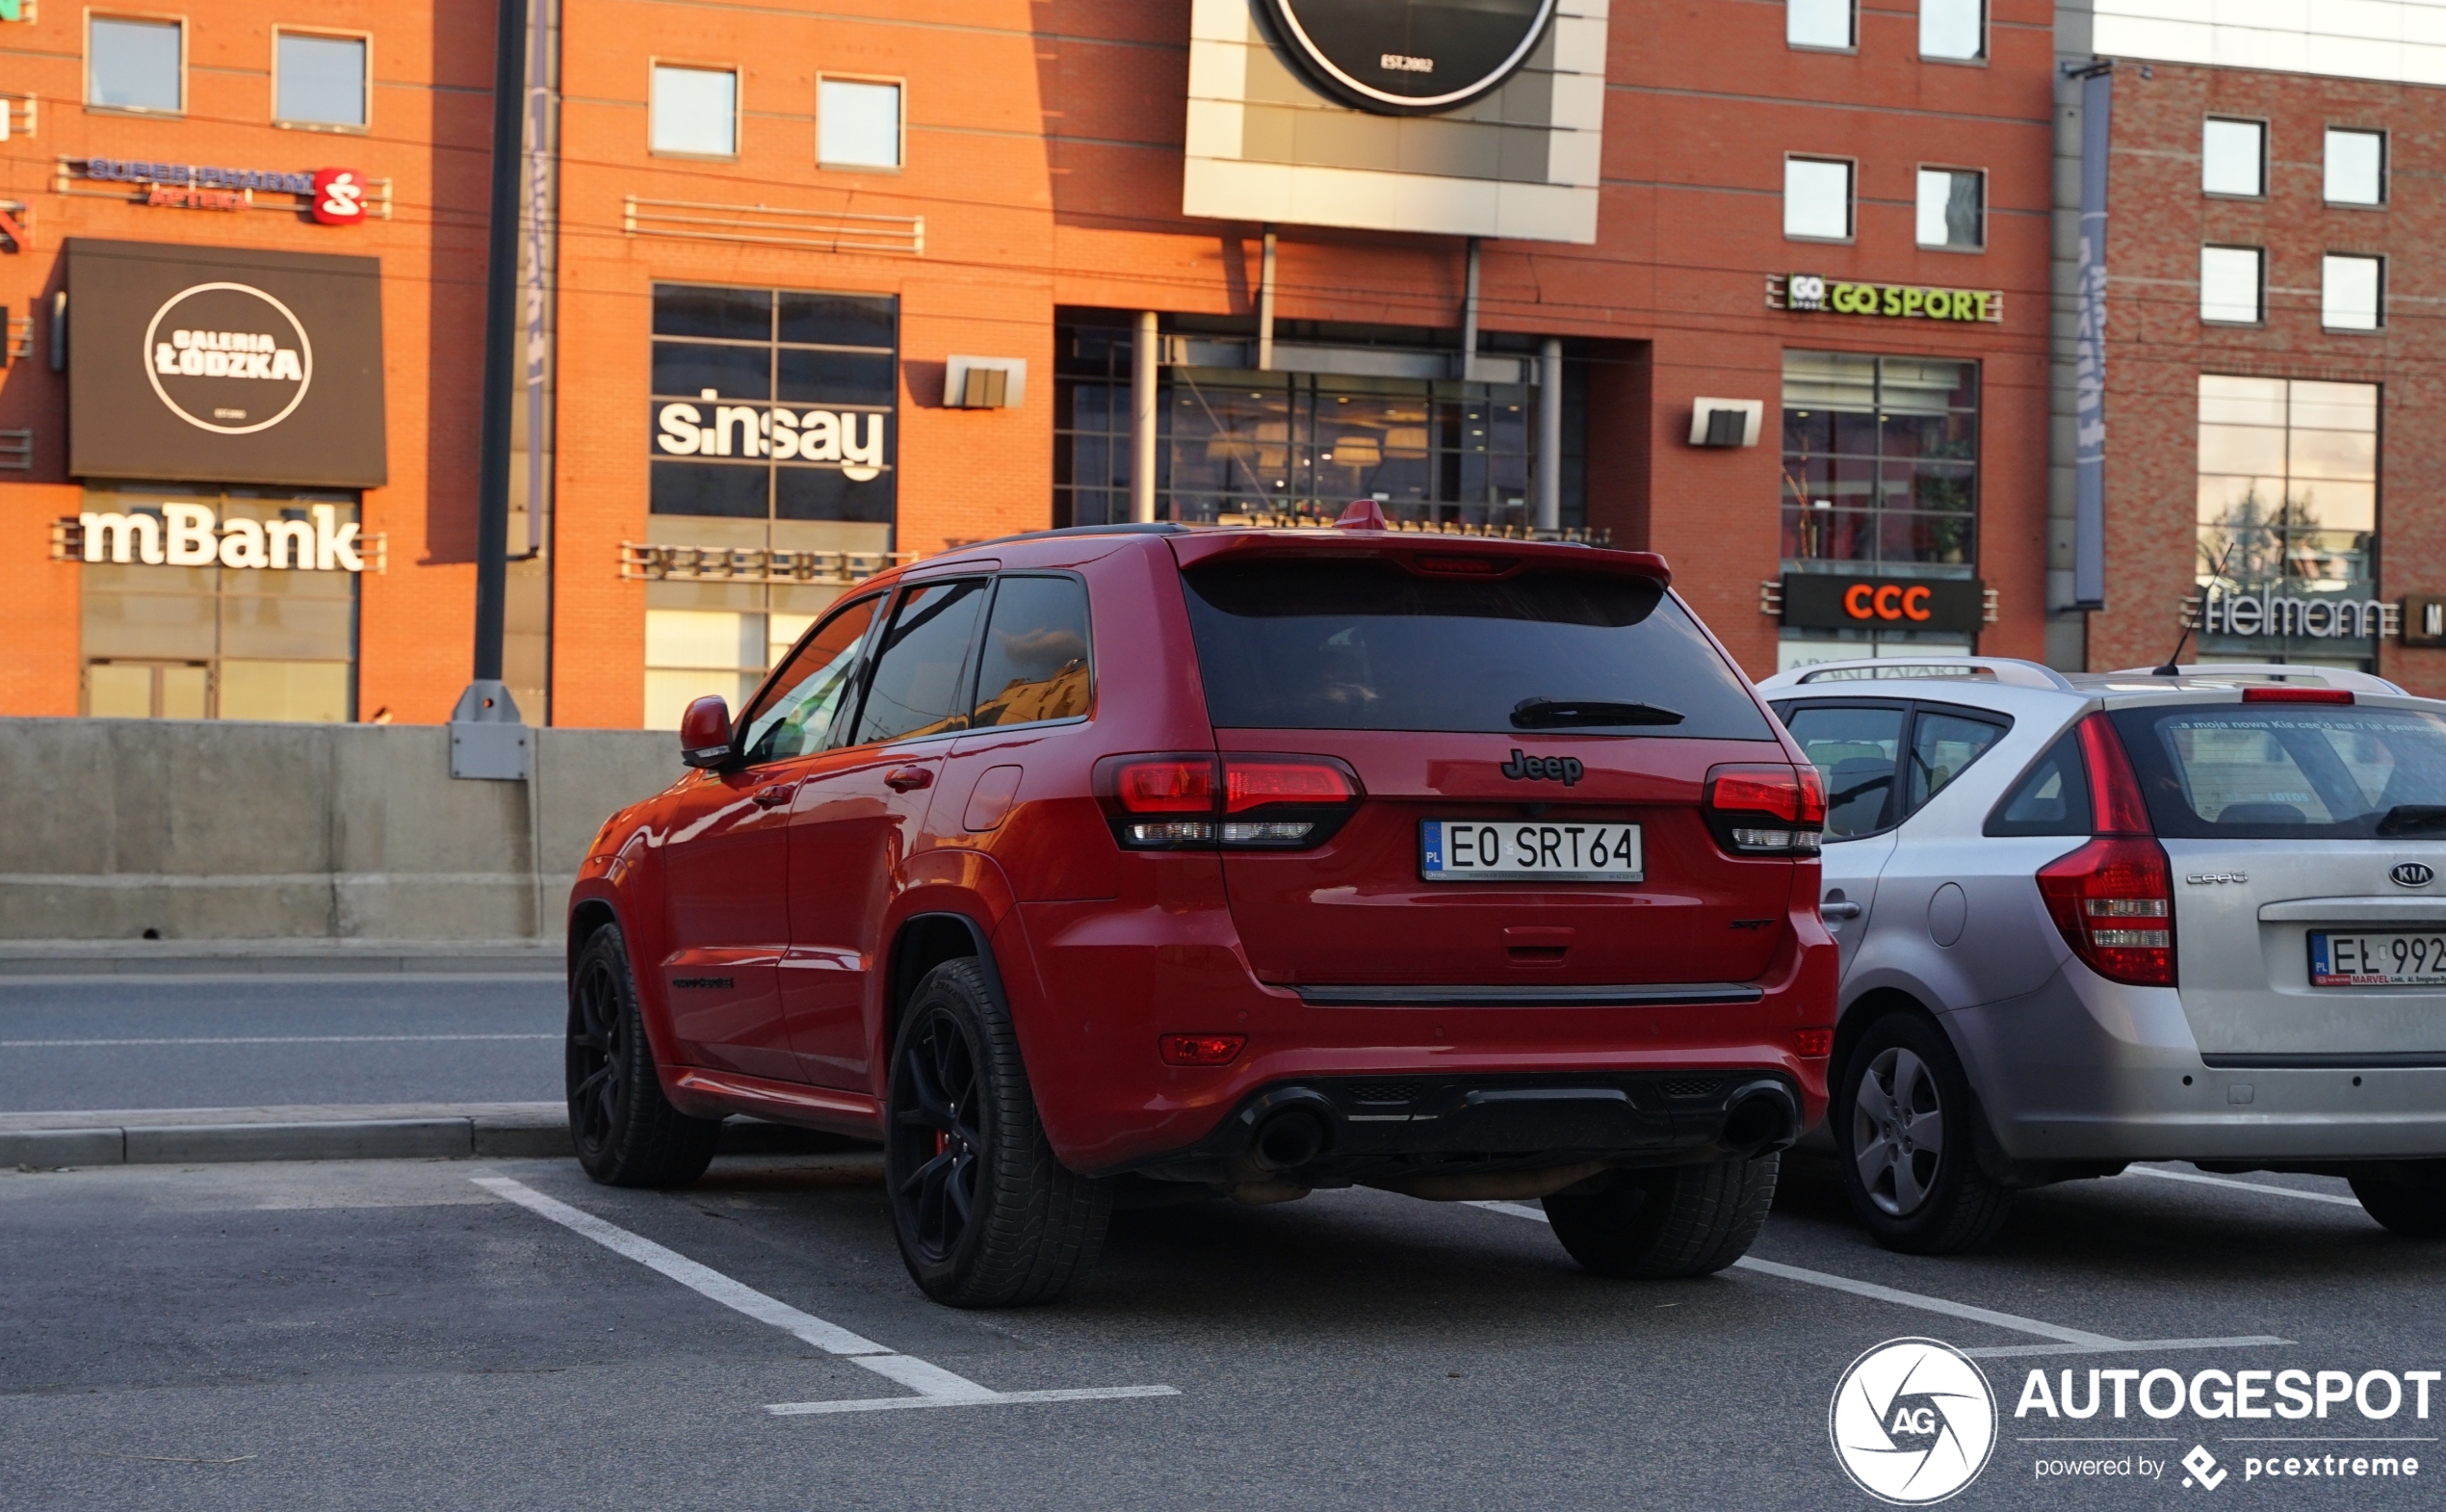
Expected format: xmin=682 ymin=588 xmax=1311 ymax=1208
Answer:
xmin=2153 ymin=542 xmax=2235 ymax=676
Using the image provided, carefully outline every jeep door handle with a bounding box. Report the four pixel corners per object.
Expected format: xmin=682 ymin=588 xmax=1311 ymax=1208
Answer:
xmin=1820 ymin=900 xmax=1863 ymax=921
xmin=750 ymin=781 xmax=799 ymax=808
xmin=884 ymin=767 xmax=933 ymax=794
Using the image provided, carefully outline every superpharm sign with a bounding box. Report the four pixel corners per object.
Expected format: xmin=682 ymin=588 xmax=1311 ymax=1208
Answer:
xmin=66 ymin=239 xmax=387 ymax=488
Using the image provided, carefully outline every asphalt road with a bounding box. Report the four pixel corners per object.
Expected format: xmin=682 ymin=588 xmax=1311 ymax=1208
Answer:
xmin=0 ymin=976 xmax=564 ymax=1111
xmin=3 ymin=1148 xmax=2437 ymax=1511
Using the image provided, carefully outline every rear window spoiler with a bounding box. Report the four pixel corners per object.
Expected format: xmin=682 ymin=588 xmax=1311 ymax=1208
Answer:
xmin=2099 ymin=662 xmax=2408 ymax=696
xmin=1167 ymin=529 xmax=1672 ymax=587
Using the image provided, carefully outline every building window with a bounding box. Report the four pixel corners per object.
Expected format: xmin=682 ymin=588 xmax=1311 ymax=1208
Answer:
xmin=2202 ymin=117 xmax=2266 ymax=197
xmin=1919 ymin=0 xmax=1983 ymax=60
xmin=88 ymin=15 xmax=182 ymax=112
xmin=275 ymin=32 xmax=368 ymax=128
xmin=642 ymin=609 xmax=805 ymax=732
xmin=1781 ymin=352 xmax=1980 ymax=574
xmin=1915 ymin=168 xmax=1984 ymax=249
xmin=1053 ymin=319 xmax=1581 ymax=534
xmin=651 ymin=64 xmax=738 ymax=157
xmin=649 ymin=283 xmax=898 ymax=524
xmin=2323 ymin=254 xmax=2383 ymax=331
xmin=2200 ymin=247 xmax=2265 ymax=325
xmin=1788 ymin=0 xmax=1855 ymax=49
xmin=2197 ymin=376 xmax=2376 ymax=613
xmin=1784 ymin=157 xmax=1853 ymax=242
xmin=78 ymin=487 xmax=361 ymax=722
xmin=819 ymin=78 xmax=901 ymax=169
xmin=2327 ymin=129 xmax=2385 ymax=206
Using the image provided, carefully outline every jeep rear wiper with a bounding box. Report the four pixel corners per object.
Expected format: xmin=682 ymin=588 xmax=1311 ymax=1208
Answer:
xmin=2377 ymin=805 xmax=2446 ymax=837
xmin=1511 ymin=697 xmax=1684 ymax=730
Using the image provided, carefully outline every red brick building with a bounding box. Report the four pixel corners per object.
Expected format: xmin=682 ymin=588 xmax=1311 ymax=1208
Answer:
xmin=1 ymin=0 xmax=2061 ymax=727
xmin=2064 ymin=0 xmax=2446 ymax=693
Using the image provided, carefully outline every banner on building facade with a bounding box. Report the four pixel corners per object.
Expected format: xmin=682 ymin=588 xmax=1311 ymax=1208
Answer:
xmin=65 ymin=238 xmax=389 ymax=488
xmin=2070 ymin=68 xmax=2111 ymax=610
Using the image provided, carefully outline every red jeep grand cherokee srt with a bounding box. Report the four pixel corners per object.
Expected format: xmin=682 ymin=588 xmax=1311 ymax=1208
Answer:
xmin=565 ymin=513 xmax=1835 ymax=1307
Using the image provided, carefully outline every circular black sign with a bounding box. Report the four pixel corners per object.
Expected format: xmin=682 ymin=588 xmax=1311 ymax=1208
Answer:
xmin=1261 ymin=0 xmax=1558 ymax=116
xmin=142 ymin=282 xmax=315 ymax=436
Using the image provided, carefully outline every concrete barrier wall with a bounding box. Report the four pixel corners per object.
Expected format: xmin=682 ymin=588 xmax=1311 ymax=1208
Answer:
xmin=0 ymin=717 xmax=680 ymax=941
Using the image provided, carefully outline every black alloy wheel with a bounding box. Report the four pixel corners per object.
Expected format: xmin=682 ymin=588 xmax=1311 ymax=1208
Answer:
xmin=566 ymin=944 xmax=628 ymax=1158
xmin=882 ymin=957 xmax=1111 ymax=1307
xmin=564 ymin=924 xmax=719 ymax=1187
xmin=890 ymin=1007 xmax=988 ymax=1264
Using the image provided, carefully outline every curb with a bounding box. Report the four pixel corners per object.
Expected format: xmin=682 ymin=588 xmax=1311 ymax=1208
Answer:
xmin=0 ymin=940 xmax=563 ymax=978
xmin=1 ymin=1109 xmax=864 ymax=1169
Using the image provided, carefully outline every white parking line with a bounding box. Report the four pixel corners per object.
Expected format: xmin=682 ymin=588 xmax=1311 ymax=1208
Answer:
xmin=1463 ymin=1200 xmax=2289 ymax=1360
xmin=1 ymin=1034 xmax=558 ymax=1047
xmin=2123 ymin=1164 xmax=2366 ymax=1209
xmin=469 ymin=1176 xmax=1179 ymax=1417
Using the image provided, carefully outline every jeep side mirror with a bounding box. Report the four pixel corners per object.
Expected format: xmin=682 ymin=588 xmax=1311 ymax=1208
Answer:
xmin=679 ymin=695 xmax=735 ymax=769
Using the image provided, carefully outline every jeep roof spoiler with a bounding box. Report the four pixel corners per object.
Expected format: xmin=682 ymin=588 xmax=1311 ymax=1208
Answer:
xmin=1754 ymin=656 xmax=2079 ymax=692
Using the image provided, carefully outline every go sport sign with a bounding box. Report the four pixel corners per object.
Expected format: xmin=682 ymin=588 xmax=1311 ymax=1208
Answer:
xmin=65 ymin=238 xmax=388 ymax=489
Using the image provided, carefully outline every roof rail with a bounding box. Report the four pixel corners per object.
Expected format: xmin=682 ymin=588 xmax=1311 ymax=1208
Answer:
xmin=2104 ymin=662 xmax=2408 ymax=696
xmin=1755 ymin=656 xmax=2079 ymax=692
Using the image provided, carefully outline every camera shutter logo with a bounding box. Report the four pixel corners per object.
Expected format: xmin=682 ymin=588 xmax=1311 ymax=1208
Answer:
xmin=141 ymin=281 xmax=316 ymax=436
xmin=1829 ymin=1338 xmax=1998 ymax=1504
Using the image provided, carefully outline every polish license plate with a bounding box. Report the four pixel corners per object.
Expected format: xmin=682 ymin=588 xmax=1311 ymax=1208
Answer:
xmin=1420 ymin=819 xmax=1643 ymax=883
xmin=2309 ymin=930 xmax=2446 ymax=987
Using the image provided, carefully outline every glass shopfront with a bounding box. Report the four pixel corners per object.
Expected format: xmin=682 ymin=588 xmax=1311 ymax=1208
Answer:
xmin=78 ymin=483 xmax=362 ymax=722
xmin=642 ymin=283 xmax=898 ymax=729
xmin=1779 ymin=351 xmax=1981 ymax=667
xmin=1054 ymin=319 xmax=1582 ymax=532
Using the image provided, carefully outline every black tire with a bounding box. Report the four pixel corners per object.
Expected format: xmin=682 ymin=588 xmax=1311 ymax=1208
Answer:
xmin=884 ymin=957 xmax=1111 ymax=1307
xmin=1834 ymin=1011 xmax=2012 ymax=1255
xmin=1541 ymin=1155 xmax=1780 ymax=1279
xmin=2349 ymin=1161 xmax=2446 ymax=1238
xmin=565 ymin=924 xmax=719 ymax=1187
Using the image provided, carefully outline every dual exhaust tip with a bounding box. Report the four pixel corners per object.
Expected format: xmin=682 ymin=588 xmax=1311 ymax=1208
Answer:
xmin=1243 ymin=1079 xmax=1801 ymax=1174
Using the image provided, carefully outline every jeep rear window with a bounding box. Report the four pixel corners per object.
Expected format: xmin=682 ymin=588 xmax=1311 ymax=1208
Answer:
xmin=2111 ymin=704 xmax=2446 ymax=839
xmin=1180 ymin=559 xmax=1772 ymax=739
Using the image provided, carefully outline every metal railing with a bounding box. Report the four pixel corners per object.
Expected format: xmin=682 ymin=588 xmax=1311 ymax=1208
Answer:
xmin=622 ymin=196 xmax=924 ymax=256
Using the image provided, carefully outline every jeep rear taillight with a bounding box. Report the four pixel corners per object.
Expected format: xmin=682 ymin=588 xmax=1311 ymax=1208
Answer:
xmin=2038 ymin=714 xmax=2176 ymax=986
xmin=1703 ymin=763 xmax=1825 ymax=855
xmin=1095 ymin=753 xmax=1362 ymax=850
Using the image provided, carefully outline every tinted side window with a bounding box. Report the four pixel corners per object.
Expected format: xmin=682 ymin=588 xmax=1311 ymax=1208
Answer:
xmin=973 ymin=575 xmax=1092 ymax=728
xmin=738 ymin=595 xmax=881 ymax=764
xmin=1985 ymin=732 xmax=2092 ymax=836
xmin=1904 ymin=709 xmax=2009 ymax=816
xmin=852 ymin=579 xmax=990 ymax=745
xmin=1783 ymin=704 xmax=1905 ymax=839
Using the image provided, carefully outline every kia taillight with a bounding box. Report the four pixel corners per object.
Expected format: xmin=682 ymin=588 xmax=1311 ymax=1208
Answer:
xmin=1703 ymin=764 xmax=1825 ymax=855
xmin=1095 ymin=753 xmax=1362 ymax=850
xmin=2039 ymin=838 xmax=2175 ymax=986
xmin=2038 ymin=714 xmax=2176 ymax=986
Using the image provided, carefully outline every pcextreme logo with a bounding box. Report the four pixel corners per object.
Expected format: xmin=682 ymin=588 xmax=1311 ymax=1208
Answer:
xmin=1831 ymin=1338 xmax=1998 ymax=1504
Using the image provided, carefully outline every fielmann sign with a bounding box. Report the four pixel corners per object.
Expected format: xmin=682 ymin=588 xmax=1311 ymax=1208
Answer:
xmin=65 ymin=238 xmax=389 ymax=489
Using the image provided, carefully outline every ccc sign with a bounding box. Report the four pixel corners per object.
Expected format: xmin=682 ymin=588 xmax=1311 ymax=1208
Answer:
xmin=1782 ymin=574 xmax=1987 ymax=638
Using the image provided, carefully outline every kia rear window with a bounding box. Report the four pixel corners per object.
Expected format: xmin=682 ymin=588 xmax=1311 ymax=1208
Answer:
xmin=1180 ymin=559 xmax=1772 ymax=739
xmin=2110 ymin=704 xmax=2446 ymax=839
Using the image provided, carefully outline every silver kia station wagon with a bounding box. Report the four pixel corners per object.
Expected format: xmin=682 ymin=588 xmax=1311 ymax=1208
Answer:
xmin=1756 ymin=657 xmax=2446 ymax=1253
